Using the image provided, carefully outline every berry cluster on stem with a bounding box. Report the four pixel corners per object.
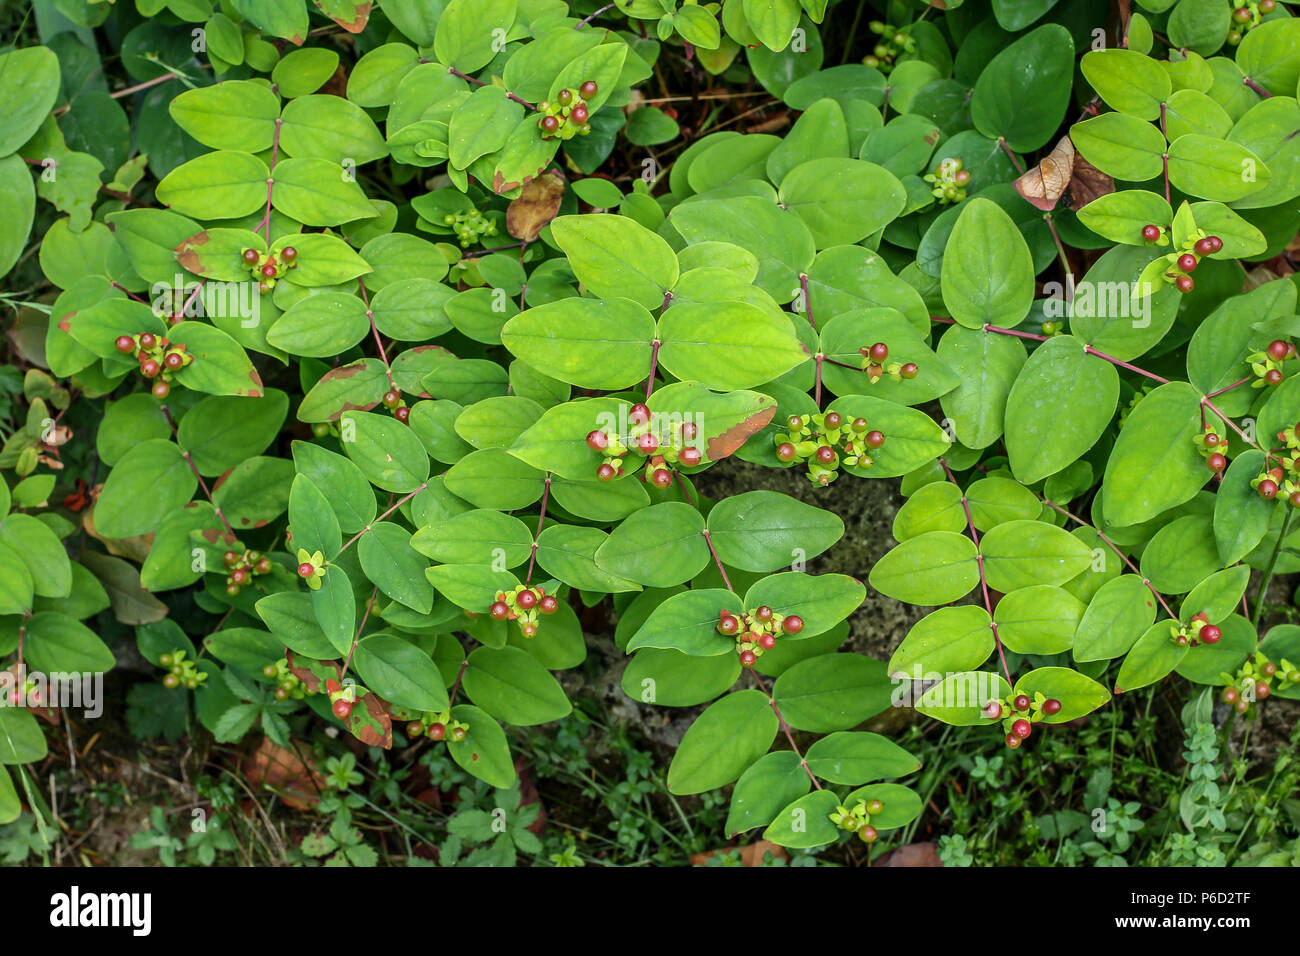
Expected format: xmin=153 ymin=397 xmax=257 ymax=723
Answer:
xmin=981 ymin=692 xmax=1061 ymax=749
xmin=775 ymin=411 xmax=884 ymax=486
xmin=586 ymin=403 xmax=703 ymax=484
xmin=862 ymin=20 xmax=915 ymax=71
xmin=537 ymin=80 xmax=598 ymax=140
xmin=489 ymin=585 xmax=559 ymax=638
xmin=240 ymin=244 xmax=297 ymax=295
xmin=717 ymin=605 xmax=804 ymax=667
xmin=222 ymin=546 xmax=273 ymax=597
xmin=405 ymin=709 xmax=469 ymax=743
xmin=159 ymin=650 xmax=207 ymax=691
xmin=829 ymin=797 xmax=887 ymax=842
xmin=924 ymin=157 xmax=970 ymax=205
xmin=1220 ymin=651 xmax=1297 ymax=715
xmin=113 ymin=331 xmax=193 ymax=400
xmin=858 ymin=341 xmax=918 ymax=384
xmin=442 ymin=207 xmax=498 ymax=248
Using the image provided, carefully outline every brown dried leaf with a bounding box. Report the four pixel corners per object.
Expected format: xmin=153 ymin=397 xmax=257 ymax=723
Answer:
xmin=1065 ymin=152 xmax=1114 ymax=211
xmin=241 ymin=736 xmax=327 ymax=810
xmin=1014 ymin=135 xmax=1074 ymax=211
xmin=507 ymin=169 xmax=566 ymax=242
xmin=690 ymin=840 xmax=789 ymax=866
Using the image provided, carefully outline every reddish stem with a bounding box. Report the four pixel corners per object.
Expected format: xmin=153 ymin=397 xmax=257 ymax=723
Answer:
xmin=446 ymin=67 xmax=534 ymax=109
xmin=1243 ymin=77 xmax=1272 ymax=98
xmin=799 ymin=273 xmax=815 ymax=331
xmin=357 ymin=278 xmax=395 ymax=389
xmin=525 ymin=474 xmax=552 ymax=586
xmin=162 ymin=405 xmax=235 ymax=536
xmin=700 ymin=529 xmax=732 ymax=593
xmin=751 ymin=671 xmax=821 ymax=789
xmin=336 ymin=483 xmax=429 ymax=556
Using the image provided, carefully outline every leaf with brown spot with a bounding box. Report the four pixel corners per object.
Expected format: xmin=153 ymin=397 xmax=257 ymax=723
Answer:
xmin=347 ymin=692 xmax=392 ymax=748
xmin=1014 ymin=135 xmax=1073 ymax=211
xmin=314 ymin=0 xmax=371 ymax=33
xmin=298 ymin=357 xmax=389 ymax=422
xmin=82 ymin=507 xmax=155 ymax=563
xmin=507 ymin=169 xmax=565 ymax=242
xmin=706 ymin=406 xmax=778 ymax=460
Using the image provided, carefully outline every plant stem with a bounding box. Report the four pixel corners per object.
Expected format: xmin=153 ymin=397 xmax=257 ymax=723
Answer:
xmin=357 ymin=278 xmax=395 ymax=389
xmin=336 ymin=483 xmax=429 ymax=556
xmin=1243 ymin=77 xmax=1272 ymax=98
xmin=700 ymin=529 xmax=732 ymax=592
xmin=799 ymin=273 xmax=815 ymax=331
xmin=161 ymin=405 xmax=236 ymax=537
xmin=446 ymin=67 xmax=534 ymax=108
xmin=751 ymin=672 xmax=821 ymax=789
xmin=525 ymin=474 xmax=552 ymax=585
xmin=1252 ymin=509 xmax=1294 ymax=628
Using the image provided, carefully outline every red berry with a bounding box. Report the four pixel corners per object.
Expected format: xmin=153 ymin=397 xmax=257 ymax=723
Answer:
xmin=115 ymin=335 xmax=135 ymax=353
xmin=1236 ymin=698 xmax=1250 ymax=713
xmin=815 ymin=445 xmax=836 ymax=465
xmin=851 ymin=417 xmax=869 ymax=433
xmin=394 ymin=406 xmax=410 ymax=424
xmin=1141 ymin=224 xmax=1160 ymax=242
xmin=1264 ymin=369 xmax=1282 ymax=385
xmin=571 ymin=105 xmax=589 ymax=124
xmin=857 ymin=825 xmax=878 ymax=843
xmin=1222 ymin=686 xmax=1239 ymax=704
xmin=597 ymin=463 xmax=617 ymax=482
xmin=152 ymin=380 xmax=170 ymax=399
xmin=427 ymin=722 xmax=446 ymax=740
xmin=982 ymin=701 xmax=1003 ymax=720
xmin=755 ymin=606 xmax=773 ymax=622
xmin=679 ymin=447 xmax=702 ymax=467
xmin=1207 ymin=453 xmax=1226 ymax=473
xmin=558 ymin=88 xmax=573 ymax=105
xmin=1177 ymin=253 xmax=1197 ymax=273
xmin=586 ymin=430 xmax=609 ymax=452
xmin=1291 ymin=491 xmax=1300 ymax=508
xmin=1267 ymin=340 xmax=1289 ymax=361
xmin=298 ymin=562 xmax=315 ymax=578
xmin=164 ymin=351 xmax=184 ymax=370
xmin=261 ymin=263 xmax=277 ymax=278
xmin=717 ymin=614 xmax=739 ymax=636
xmin=489 ymin=601 xmax=509 ymax=620
xmin=256 ymin=558 xmax=272 ymax=574
xmin=451 ymin=726 xmax=467 ymax=741
xmin=580 ymin=80 xmax=598 ymax=98
xmin=521 ymin=622 xmax=538 ymax=638
xmin=900 ymin=362 xmax=918 ymax=379
xmin=516 ymin=589 xmax=537 ymax=610
xmin=1013 ymin=694 xmax=1030 ymax=711
xmin=539 ymin=595 xmax=559 ymax=615
xmin=758 ymin=633 xmax=776 ymax=650
xmin=332 ymin=699 xmax=353 ymax=720
xmin=406 ymin=721 xmax=423 ymax=737
xmin=739 ymin=649 xmax=756 ymax=668
xmin=383 ymin=389 xmax=401 ymax=408
xmin=141 ymin=359 xmax=160 ymax=378
xmin=1256 ymin=681 xmax=1271 ymax=700
xmin=1260 ymin=0 xmax=1276 ymax=12
xmin=776 ymin=442 xmax=797 ymax=462
xmin=1262 ymin=662 xmax=1277 ymax=677
xmin=231 ymin=568 xmax=248 ymax=585
xmin=226 ymin=583 xmax=240 ymax=596
xmin=680 ymin=422 xmax=698 ymax=440
xmin=540 ymin=115 xmax=559 ymax=133
xmin=628 ymin=403 xmax=650 ymax=425
xmin=139 ymin=332 xmax=157 ymax=349
xmin=281 ymin=246 xmax=297 ymax=262
xmin=1006 ymin=733 xmax=1021 ymax=749
xmin=1012 ymin=719 xmax=1032 ymax=739
xmin=782 ymin=615 xmax=804 ymax=635
xmin=1176 ymin=275 xmax=1194 ymax=294
xmin=869 ymin=342 xmax=889 ymax=362
xmin=1205 ymin=235 xmax=1223 ymax=253
xmin=637 ymin=432 xmax=659 ymax=454
xmin=1203 ymin=432 xmax=1220 ymax=447
xmin=787 ymin=415 xmax=804 ymax=430
xmin=824 ymin=412 xmax=842 ymax=429
xmin=242 ymin=248 xmax=259 ymax=264
xmin=865 ymin=430 xmax=885 ymax=448
xmin=650 ymin=467 xmax=672 ymax=489
xmin=1042 ymin=698 xmax=1062 ymax=716
xmin=224 ymin=550 xmax=239 ymax=566
xmin=1200 ymin=624 xmax=1221 ymax=644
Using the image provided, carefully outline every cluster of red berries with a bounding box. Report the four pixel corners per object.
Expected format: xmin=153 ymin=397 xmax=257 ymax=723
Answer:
xmin=1195 ymin=423 xmax=1229 ymax=477
xmin=1227 ymin=0 xmax=1275 ymax=45
xmin=1250 ymin=338 xmax=1294 ymax=389
xmin=1220 ymin=652 xmax=1297 ymax=715
xmin=262 ymin=658 xmax=306 ymax=701
xmin=1169 ymin=613 xmax=1223 ymax=649
xmin=405 ymin=711 xmax=468 ymax=743
xmin=113 ymin=331 xmax=193 ymax=399
xmin=159 ymin=650 xmax=207 ymax=691
xmin=1253 ymin=419 xmax=1300 ymax=505
xmin=489 ymin=585 xmax=559 ymax=638
xmin=381 ymin=388 xmax=411 ymax=424
xmin=924 ymin=157 xmax=970 ymax=204
xmin=586 ymin=404 xmax=704 ymax=485
xmin=241 ymin=245 xmax=297 ymax=295
xmin=859 ymin=341 xmax=918 ymax=384
xmin=829 ymin=797 xmax=888 ymax=843
xmin=981 ymin=693 xmax=1061 ymax=748
xmin=222 ymin=547 xmax=273 ymax=597
xmin=536 ymin=81 xmax=598 ymax=140
xmin=717 ymin=606 xmax=804 ymax=668
xmin=774 ymin=411 xmax=883 ymax=487
xmin=1146 ymin=232 xmax=1221 ymax=294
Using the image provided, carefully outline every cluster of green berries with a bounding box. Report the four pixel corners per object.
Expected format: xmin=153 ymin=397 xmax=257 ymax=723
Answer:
xmin=159 ymin=650 xmax=207 ymax=691
xmin=536 ymin=80 xmax=598 ymax=140
xmin=829 ymin=797 xmax=887 ymax=843
xmin=862 ymin=20 xmax=915 ymax=72
xmin=775 ymin=411 xmax=885 ymax=487
xmin=296 ymin=548 xmax=327 ymax=591
xmin=1252 ymin=419 xmax=1300 ymax=505
xmin=442 ymin=208 xmax=498 ymax=249
xmin=1227 ymin=0 xmax=1276 ymax=45
xmin=717 ymin=606 xmax=804 ymax=668
xmin=1219 ymin=652 xmax=1297 ymax=715
xmin=924 ymin=157 xmax=970 ymax=205
xmin=585 ymin=404 xmax=704 ymax=486
xmin=114 ymin=331 xmax=193 ymax=400
xmin=1248 ymin=337 xmax=1294 ymax=389
xmin=1195 ymin=422 xmax=1230 ymax=477
xmin=1145 ymin=230 xmax=1221 ymax=294
xmin=981 ymin=692 xmax=1062 ymax=749
xmin=859 ymin=341 xmax=918 ymax=384
xmin=261 ymin=658 xmax=306 ymax=701
xmin=221 ymin=546 xmax=273 ymax=597
xmin=1169 ymin=612 xmax=1224 ymax=650
xmin=488 ymin=585 xmax=559 ymax=638
xmin=405 ymin=710 xmax=468 ymax=743
xmin=240 ymin=245 xmax=297 ymax=295
xmin=381 ymin=387 xmax=411 ymax=424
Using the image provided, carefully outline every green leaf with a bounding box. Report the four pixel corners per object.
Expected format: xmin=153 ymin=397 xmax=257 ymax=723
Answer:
xmin=981 ymin=519 xmax=1094 ymax=592
xmin=1004 ymin=336 xmax=1119 ymax=484
xmin=424 ymin=563 xmax=518 ymax=611
xmin=1181 ymin=565 xmax=1250 ymax=626
xmin=888 ymin=605 xmax=994 ymax=677
xmin=762 ymin=789 xmax=842 ymax=849
xmin=622 ymin=647 xmax=740 ymax=707
xmin=706 ymin=490 xmax=843 ymax=572
xmin=868 ymin=531 xmax=979 ymax=605
xmin=1069 ymin=112 xmax=1166 ymax=181
xmin=177 ymin=391 xmax=287 ymax=474
xmin=1101 ymin=382 xmax=1205 ymax=527
xmin=659 ymin=299 xmax=806 ymax=390
xmin=0 ymin=47 xmax=61 ymax=156
xmin=1073 ymin=574 xmax=1158 ymax=663
xmin=1080 ymin=49 xmax=1171 ymax=120
xmin=0 ymin=707 xmax=47 ymax=765
xmin=24 ymin=611 xmax=115 ymax=673
xmin=843 ymin=782 xmax=923 ymax=830
xmin=595 ymin=503 xmax=709 ymax=588
xmin=280 ymin=94 xmax=387 ymax=166
xmin=267 ymin=293 xmax=369 ymax=357
xmin=94 ymin=439 xmax=198 ymax=540
xmin=803 ymin=731 xmax=921 ymax=785
xmin=743 ymin=0 xmax=801 ymax=50
xmin=434 ymin=0 xmax=518 ymax=73
xmin=312 ymin=565 xmax=356 ymax=656
xmin=358 ymin=522 xmax=434 ymax=614
xmin=549 ymin=214 xmax=678 ymax=311
xmin=155 ymin=150 xmax=268 ymax=220
xmin=625 ymin=588 xmax=739 ymax=657
xmin=291 ymin=440 xmax=377 ymax=534
xmin=412 ymin=509 xmax=532 ymax=567
xmin=1076 ymin=190 xmax=1173 ymax=246
xmin=462 ymin=646 xmax=571 ymax=726
xmin=1213 ymin=450 xmax=1273 ymax=566
xmin=941 ymin=198 xmax=1034 ymax=331
xmin=0 ymin=515 xmax=70 ymax=599
xmin=970 ymin=25 xmax=1074 ymax=152
xmin=667 ymin=689 xmax=779 ymax=795
xmin=1236 ymin=18 xmax=1300 ymax=96
xmin=744 ymin=572 xmax=865 ymax=639
xmin=771 ymin=653 xmax=893 ymax=732
xmin=777 ymin=158 xmax=906 ymax=247
xmin=1166 ymin=134 xmax=1270 ymax=202
xmin=339 ymin=411 xmax=430 ymax=493
xmin=1115 ymin=621 xmax=1186 ymax=694
xmin=994 ymin=585 xmax=1085 ymax=655
xmin=916 ymin=671 xmax=1012 ymax=726
xmin=448 ymin=704 xmax=516 ymax=788
xmin=353 ymin=634 xmax=448 ymax=711
xmin=727 ymin=751 xmax=813 ymax=837
xmin=168 ymin=80 xmax=280 ymax=152
xmin=272 ymin=157 xmax=378 ymax=226
xmin=169 ymin=322 xmax=264 ymax=397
